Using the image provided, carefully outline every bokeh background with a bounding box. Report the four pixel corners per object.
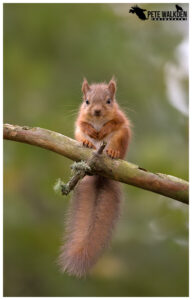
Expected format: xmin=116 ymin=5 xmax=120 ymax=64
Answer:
xmin=4 ymin=3 xmax=188 ymax=297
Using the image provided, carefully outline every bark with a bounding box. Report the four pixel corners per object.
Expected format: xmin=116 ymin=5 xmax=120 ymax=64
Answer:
xmin=3 ymin=123 xmax=189 ymax=204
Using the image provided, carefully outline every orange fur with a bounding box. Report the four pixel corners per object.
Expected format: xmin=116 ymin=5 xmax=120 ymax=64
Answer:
xmin=59 ymin=78 xmax=131 ymax=277
xmin=59 ymin=176 xmax=121 ymax=277
xmin=79 ymin=121 xmax=98 ymax=139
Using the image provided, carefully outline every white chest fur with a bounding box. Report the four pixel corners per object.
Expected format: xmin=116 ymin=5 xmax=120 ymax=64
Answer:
xmin=76 ymin=120 xmax=114 ymax=149
xmin=90 ymin=120 xmax=105 ymax=132
xmin=86 ymin=130 xmax=114 ymax=149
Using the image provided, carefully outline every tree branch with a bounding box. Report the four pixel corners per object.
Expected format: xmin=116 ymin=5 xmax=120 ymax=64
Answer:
xmin=59 ymin=142 xmax=106 ymax=195
xmin=3 ymin=123 xmax=189 ymax=204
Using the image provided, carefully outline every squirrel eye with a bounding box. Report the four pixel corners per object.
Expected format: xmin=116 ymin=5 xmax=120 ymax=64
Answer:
xmin=106 ymin=98 xmax=111 ymax=104
xmin=85 ymin=100 xmax=90 ymax=105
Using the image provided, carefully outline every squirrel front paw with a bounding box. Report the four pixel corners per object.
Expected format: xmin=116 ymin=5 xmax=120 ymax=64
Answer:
xmin=106 ymin=149 xmax=120 ymax=159
xmin=82 ymin=139 xmax=96 ymax=149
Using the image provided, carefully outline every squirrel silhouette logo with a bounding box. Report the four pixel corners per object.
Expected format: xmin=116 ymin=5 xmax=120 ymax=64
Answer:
xmin=129 ymin=5 xmax=148 ymax=20
xmin=129 ymin=4 xmax=186 ymax=22
xmin=175 ymin=4 xmax=183 ymax=11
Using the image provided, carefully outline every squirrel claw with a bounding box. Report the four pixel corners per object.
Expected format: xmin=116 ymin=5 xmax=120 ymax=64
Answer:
xmin=82 ymin=139 xmax=96 ymax=149
xmin=106 ymin=149 xmax=120 ymax=159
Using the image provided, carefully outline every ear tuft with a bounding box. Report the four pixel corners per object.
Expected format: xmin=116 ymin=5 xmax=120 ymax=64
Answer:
xmin=82 ymin=78 xmax=90 ymax=96
xmin=108 ymin=78 xmax=116 ymax=97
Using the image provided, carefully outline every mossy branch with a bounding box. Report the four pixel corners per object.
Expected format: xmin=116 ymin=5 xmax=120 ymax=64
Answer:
xmin=55 ymin=143 xmax=106 ymax=195
xmin=3 ymin=123 xmax=189 ymax=204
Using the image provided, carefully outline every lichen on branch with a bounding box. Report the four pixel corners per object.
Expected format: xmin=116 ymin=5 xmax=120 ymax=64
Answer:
xmin=54 ymin=143 xmax=106 ymax=196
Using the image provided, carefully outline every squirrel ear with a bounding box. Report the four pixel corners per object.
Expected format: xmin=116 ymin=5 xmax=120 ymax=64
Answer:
xmin=108 ymin=78 xmax=116 ymax=97
xmin=82 ymin=78 xmax=90 ymax=96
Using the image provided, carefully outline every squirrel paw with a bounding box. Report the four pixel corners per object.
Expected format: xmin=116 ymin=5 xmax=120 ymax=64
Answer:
xmin=82 ymin=139 xmax=96 ymax=149
xmin=106 ymin=149 xmax=120 ymax=159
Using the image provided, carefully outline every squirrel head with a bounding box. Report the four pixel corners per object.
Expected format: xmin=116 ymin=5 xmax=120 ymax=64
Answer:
xmin=81 ymin=78 xmax=118 ymax=121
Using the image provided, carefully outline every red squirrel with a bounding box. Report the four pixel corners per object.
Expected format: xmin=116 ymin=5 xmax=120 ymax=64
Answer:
xmin=59 ymin=78 xmax=131 ymax=277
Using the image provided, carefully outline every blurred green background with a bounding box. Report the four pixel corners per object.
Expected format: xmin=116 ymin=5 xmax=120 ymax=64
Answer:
xmin=4 ymin=3 xmax=188 ymax=297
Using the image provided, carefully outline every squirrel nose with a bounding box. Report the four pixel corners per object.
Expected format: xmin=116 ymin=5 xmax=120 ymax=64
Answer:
xmin=94 ymin=110 xmax=101 ymax=116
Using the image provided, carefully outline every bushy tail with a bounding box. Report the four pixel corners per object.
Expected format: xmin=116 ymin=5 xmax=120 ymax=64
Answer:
xmin=58 ymin=175 xmax=121 ymax=277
